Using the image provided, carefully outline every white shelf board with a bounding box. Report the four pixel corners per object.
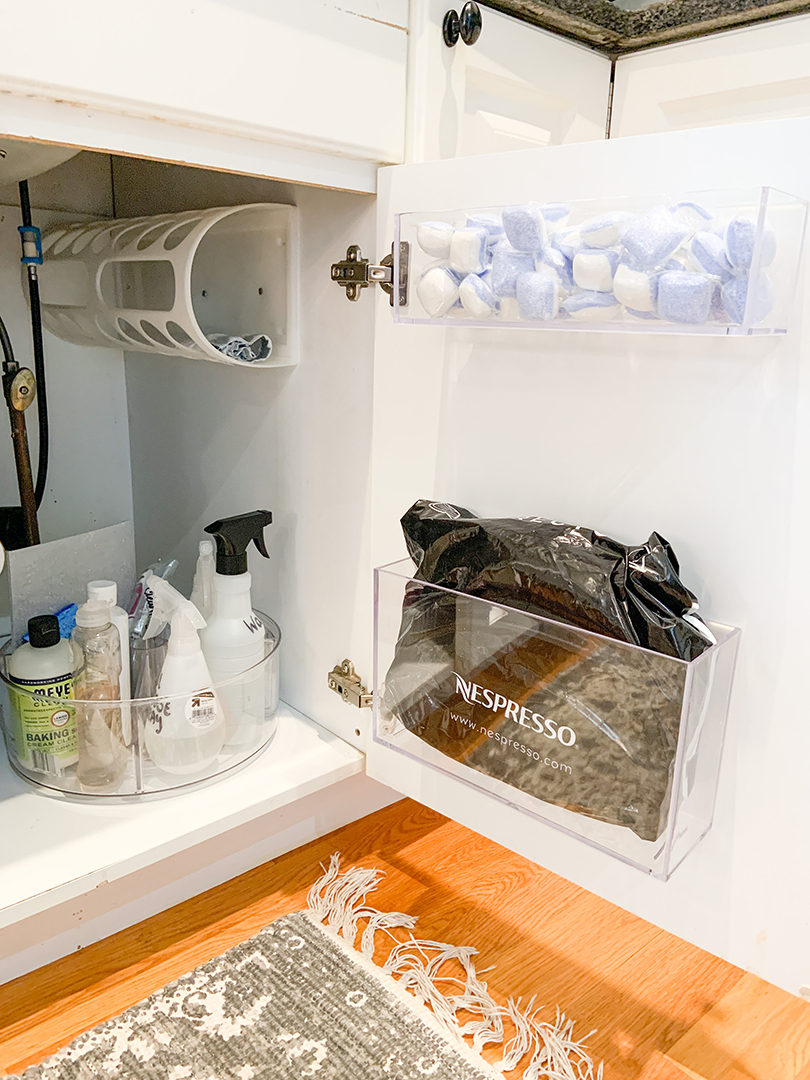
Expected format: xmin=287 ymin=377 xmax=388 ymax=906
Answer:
xmin=0 ymin=703 xmax=364 ymax=930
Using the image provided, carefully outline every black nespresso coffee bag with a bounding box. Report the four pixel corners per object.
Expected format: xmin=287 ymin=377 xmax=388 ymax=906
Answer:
xmin=383 ymin=501 xmax=715 ymax=841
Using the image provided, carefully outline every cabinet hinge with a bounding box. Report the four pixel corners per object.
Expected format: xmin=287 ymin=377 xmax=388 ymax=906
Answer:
xmin=331 ymin=242 xmax=409 ymax=306
xmin=328 ymin=659 xmax=372 ymax=708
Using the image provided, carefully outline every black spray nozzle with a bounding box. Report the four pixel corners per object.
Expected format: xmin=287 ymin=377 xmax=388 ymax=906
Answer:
xmin=204 ymin=510 xmax=273 ymax=576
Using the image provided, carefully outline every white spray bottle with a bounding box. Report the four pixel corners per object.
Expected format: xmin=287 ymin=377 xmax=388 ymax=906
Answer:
xmin=200 ymin=511 xmax=273 ymax=748
xmin=143 ymin=574 xmax=225 ymax=775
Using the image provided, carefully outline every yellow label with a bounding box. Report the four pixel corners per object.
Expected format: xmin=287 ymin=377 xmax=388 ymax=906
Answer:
xmin=8 ymin=674 xmax=77 ymax=774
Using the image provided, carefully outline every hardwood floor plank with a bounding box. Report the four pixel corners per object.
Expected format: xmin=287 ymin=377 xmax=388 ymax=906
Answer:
xmin=665 ymin=972 xmax=810 ymax=1080
xmin=1 ymin=799 xmax=807 ymax=1080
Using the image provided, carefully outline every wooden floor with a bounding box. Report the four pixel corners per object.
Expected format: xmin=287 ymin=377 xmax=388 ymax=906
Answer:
xmin=1 ymin=798 xmax=808 ymax=1079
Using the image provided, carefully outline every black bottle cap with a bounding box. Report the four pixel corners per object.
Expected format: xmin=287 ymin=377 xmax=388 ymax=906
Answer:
xmin=28 ymin=614 xmax=60 ymax=649
xmin=204 ymin=510 xmax=273 ymax=576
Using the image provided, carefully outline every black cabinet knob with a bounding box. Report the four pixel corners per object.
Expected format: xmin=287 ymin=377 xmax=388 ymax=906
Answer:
xmin=443 ymin=3 xmax=482 ymax=47
xmin=460 ymin=2 xmax=482 ymax=45
xmin=442 ymin=8 xmax=460 ymax=46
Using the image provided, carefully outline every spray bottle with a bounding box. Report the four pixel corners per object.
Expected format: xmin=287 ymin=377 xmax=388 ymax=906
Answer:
xmin=189 ymin=539 xmax=216 ymax=622
xmin=143 ymin=574 xmax=225 ymax=775
xmin=199 ymin=511 xmax=273 ymax=748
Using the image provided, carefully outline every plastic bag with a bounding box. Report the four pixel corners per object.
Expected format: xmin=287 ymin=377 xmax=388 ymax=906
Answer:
xmin=401 ymin=501 xmax=714 ymax=660
xmin=383 ymin=501 xmax=716 ymax=841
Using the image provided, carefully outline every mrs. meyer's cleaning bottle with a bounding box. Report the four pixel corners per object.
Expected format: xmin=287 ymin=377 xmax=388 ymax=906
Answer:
xmin=200 ymin=511 xmax=273 ymax=748
xmin=7 ymin=615 xmax=78 ymax=775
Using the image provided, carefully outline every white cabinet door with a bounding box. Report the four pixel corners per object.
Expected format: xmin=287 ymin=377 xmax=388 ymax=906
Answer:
xmin=613 ymin=13 xmax=810 ymax=137
xmin=366 ymin=119 xmax=810 ymax=998
xmin=0 ymin=1 xmax=407 ymax=193
xmin=406 ymin=0 xmax=611 ymax=161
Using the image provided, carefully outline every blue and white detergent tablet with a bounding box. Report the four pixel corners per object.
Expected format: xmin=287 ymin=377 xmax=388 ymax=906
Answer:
xmin=416 ymin=221 xmax=454 ymax=259
xmin=612 ymin=263 xmax=658 ymax=312
xmin=535 ymin=247 xmax=575 ymax=292
xmin=625 ymin=306 xmax=660 ymax=321
xmin=657 ymin=270 xmax=713 ymax=324
xmin=416 ymin=263 xmax=461 ymax=317
xmin=722 ymin=275 xmax=774 ymax=324
xmin=502 ymin=204 xmax=548 ymax=252
xmin=724 ymin=217 xmax=777 ymax=271
xmin=621 ymin=206 xmax=690 ymax=270
xmin=466 ymin=214 xmax=505 ymax=245
xmin=688 ymin=231 xmax=732 ymax=281
xmin=573 ymin=248 xmax=620 ymax=292
xmin=449 ymin=226 xmax=490 ymax=275
xmin=459 ymin=272 xmax=498 ymax=318
xmin=708 ymin=280 xmax=726 ymax=321
xmin=515 ymin=272 xmax=559 ymax=321
xmin=499 ymin=297 xmax=521 ymax=321
xmin=724 ymin=217 xmax=756 ymax=271
xmin=490 ymin=244 xmax=535 ymax=298
xmin=552 ymin=226 xmax=583 ymax=261
xmin=539 ymin=202 xmax=570 ymax=230
xmin=671 ymin=201 xmax=713 ymax=235
xmin=563 ymin=290 xmax=622 ymax=321
xmin=581 ymin=211 xmax=635 ymax=249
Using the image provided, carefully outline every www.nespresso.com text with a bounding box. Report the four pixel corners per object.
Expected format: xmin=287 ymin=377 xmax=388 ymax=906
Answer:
xmin=450 ymin=713 xmax=573 ymax=774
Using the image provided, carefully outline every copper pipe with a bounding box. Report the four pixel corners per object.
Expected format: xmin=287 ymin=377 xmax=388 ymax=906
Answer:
xmin=5 ymin=387 xmax=39 ymax=546
xmin=0 ymin=315 xmax=39 ymax=546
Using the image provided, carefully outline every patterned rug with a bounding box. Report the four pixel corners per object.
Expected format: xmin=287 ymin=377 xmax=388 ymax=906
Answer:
xmin=12 ymin=857 xmax=602 ymax=1080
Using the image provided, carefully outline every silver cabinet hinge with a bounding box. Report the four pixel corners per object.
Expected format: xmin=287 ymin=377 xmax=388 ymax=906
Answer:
xmin=331 ymin=242 xmax=409 ymax=306
xmin=328 ymin=659 xmax=372 ymax=708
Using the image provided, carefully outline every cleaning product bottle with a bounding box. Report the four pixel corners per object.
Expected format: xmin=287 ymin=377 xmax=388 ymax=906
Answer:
xmin=87 ymin=579 xmax=131 ymax=744
xmin=189 ymin=539 xmax=216 ymax=622
xmin=7 ymin=614 xmax=78 ymax=775
xmin=143 ymin=574 xmax=225 ymax=775
xmin=72 ymin=599 xmax=127 ymax=792
xmin=200 ymin=511 xmax=273 ymax=748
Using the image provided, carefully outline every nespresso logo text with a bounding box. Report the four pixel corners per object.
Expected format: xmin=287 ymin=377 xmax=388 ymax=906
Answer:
xmin=453 ymin=672 xmax=576 ymax=746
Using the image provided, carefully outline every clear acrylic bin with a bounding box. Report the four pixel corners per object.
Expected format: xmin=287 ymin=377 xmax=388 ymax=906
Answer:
xmin=395 ymin=187 xmax=807 ymax=336
xmin=0 ymin=611 xmax=280 ymax=797
xmin=374 ymin=561 xmax=740 ymax=879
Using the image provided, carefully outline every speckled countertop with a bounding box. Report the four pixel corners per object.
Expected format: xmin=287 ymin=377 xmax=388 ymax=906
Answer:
xmin=482 ymin=0 xmax=810 ymax=53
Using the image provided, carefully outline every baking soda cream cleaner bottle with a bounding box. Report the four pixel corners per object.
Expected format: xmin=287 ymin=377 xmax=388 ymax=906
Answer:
xmin=199 ymin=511 xmax=273 ymax=748
xmin=7 ymin=614 xmax=78 ymax=775
xmin=142 ymin=575 xmax=225 ymax=775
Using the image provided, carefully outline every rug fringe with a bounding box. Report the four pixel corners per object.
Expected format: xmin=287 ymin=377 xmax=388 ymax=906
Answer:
xmin=307 ymin=855 xmax=603 ymax=1080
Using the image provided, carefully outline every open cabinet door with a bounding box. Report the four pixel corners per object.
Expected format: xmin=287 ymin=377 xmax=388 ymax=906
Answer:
xmin=365 ymin=119 xmax=810 ymax=995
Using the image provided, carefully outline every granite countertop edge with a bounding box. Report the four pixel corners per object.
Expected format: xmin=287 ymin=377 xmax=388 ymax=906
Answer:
xmin=481 ymin=0 xmax=810 ymax=53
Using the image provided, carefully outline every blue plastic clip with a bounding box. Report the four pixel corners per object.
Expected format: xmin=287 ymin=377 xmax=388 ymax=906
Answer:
xmin=18 ymin=225 xmax=43 ymax=266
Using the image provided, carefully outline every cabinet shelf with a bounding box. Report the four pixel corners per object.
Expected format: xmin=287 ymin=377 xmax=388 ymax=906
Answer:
xmin=0 ymin=704 xmax=365 ymax=933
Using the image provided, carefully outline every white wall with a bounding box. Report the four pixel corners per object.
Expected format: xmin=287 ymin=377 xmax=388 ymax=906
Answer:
xmin=369 ymin=119 xmax=810 ymax=997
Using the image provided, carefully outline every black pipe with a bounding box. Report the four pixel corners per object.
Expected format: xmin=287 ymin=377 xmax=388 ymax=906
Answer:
xmin=19 ymin=180 xmax=49 ymax=509
xmin=0 ymin=311 xmax=15 ymax=376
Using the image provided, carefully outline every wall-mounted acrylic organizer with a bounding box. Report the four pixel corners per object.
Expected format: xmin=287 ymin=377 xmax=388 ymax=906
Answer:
xmin=374 ymin=560 xmax=741 ymax=879
xmin=0 ymin=612 xmax=280 ymax=797
xmin=38 ymin=204 xmax=299 ymax=368
xmin=394 ymin=188 xmax=807 ymax=336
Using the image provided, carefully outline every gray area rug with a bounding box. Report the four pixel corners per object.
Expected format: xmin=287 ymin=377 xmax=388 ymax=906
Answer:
xmin=12 ymin=858 xmax=602 ymax=1080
